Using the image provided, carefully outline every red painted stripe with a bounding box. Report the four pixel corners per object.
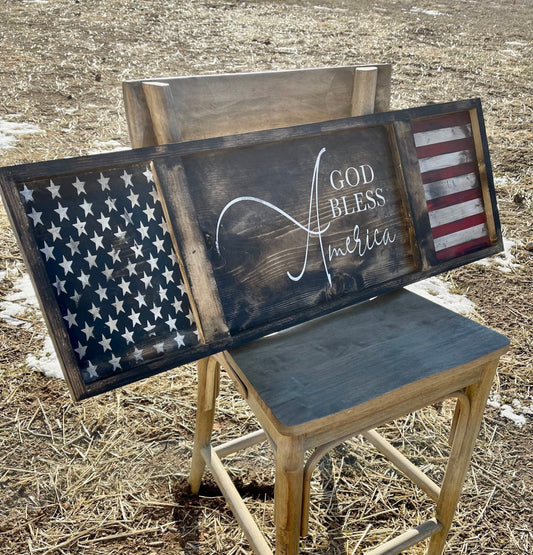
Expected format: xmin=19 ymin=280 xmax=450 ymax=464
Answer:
xmin=421 ymin=161 xmax=478 ymax=185
xmin=412 ymin=111 xmax=471 ymax=134
xmin=430 ymin=213 xmax=487 ymax=239
xmin=436 ymin=236 xmax=491 ymax=261
xmin=416 ymin=136 xmax=475 ymax=159
xmin=426 ymin=187 xmax=483 ymax=212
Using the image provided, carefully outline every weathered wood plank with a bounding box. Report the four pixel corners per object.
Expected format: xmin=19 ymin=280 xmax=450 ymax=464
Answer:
xmin=123 ymin=65 xmax=392 ymax=147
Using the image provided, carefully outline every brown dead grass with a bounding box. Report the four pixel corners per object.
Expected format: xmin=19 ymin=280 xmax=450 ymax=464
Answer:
xmin=0 ymin=0 xmax=531 ymax=553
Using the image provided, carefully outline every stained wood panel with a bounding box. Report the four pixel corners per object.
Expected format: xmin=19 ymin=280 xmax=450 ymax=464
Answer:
xmin=0 ymin=99 xmax=503 ymax=400
xmin=123 ymin=65 xmax=392 ymax=147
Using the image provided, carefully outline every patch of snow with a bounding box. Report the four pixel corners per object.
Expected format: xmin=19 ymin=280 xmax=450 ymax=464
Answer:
xmin=487 ymin=392 xmax=531 ymax=427
xmin=0 ymin=273 xmax=63 ymax=379
xmin=88 ymin=140 xmax=129 ymax=155
xmin=410 ymin=7 xmax=447 ymax=16
xmin=500 ymin=404 xmax=527 ymax=427
xmin=26 ymin=335 xmax=63 ymax=379
xmin=0 ymin=117 xmax=43 ymax=153
xmin=406 ymin=276 xmax=475 ymax=315
xmin=313 ymin=5 xmax=348 ymax=12
xmin=0 ymin=274 xmax=40 ymax=327
xmin=475 ymin=237 xmax=518 ymax=273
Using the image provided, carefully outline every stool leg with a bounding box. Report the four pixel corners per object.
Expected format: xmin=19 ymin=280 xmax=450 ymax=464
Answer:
xmin=428 ymin=358 xmax=499 ymax=554
xmin=274 ymin=436 xmax=305 ymax=555
xmin=189 ymin=356 xmax=220 ymax=494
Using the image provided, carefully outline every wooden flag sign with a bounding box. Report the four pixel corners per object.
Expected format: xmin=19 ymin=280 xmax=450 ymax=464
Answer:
xmin=0 ymin=99 xmax=503 ymax=400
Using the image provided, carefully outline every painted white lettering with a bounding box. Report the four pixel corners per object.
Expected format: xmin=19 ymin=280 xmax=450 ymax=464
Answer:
xmin=329 ymin=169 xmax=344 ymax=191
xmin=328 ymin=225 xmax=397 ymax=261
xmin=345 ymin=167 xmax=360 ymax=187
xmin=361 ymin=164 xmax=375 ymax=184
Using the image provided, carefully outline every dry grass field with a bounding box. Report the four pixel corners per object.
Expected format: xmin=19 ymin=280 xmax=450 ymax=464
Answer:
xmin=0 ymin=0 xmax=531 ymax=553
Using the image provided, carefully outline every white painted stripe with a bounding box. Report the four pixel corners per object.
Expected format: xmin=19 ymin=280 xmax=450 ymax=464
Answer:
xmin=434 ymin=223 xmax=488 ymax=252
xmin=424 ymin=172 xmax=479 ymax=201
xmin=428 ymin=198 xmax=485 ymax=228
xmin=418 ymin=149 xmax=475 ymax=174
xmin=414 ymin=124 xmax=472 ymax=147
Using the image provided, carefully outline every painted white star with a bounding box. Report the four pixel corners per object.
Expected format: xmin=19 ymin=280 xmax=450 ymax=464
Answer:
xmin=186 ymin=311 xmax=195 ymax=325
xmin=109 ymin=355 xmax=121 ymax=371
xmin=154 ymin=342 xmax=165 ymax=354
xmin=78 ymin=271 xmax=90 ymax=288
xmin=105 ymin=196 xmax=117 ymax=211
xmin=70 ymin=290 xmax=81 ymax=305
xmin=20 ymin=184 xmax=34 ymax=202
xmin=159 ymin=220 xmax=169 ymax=235
xmin=59 ymin=256 xmax=74 ymax=275
xmin=165 ymin=316 xmax=177 ymax=331
xmin=134 ymin=292 xmax=146 ymax=308
xmin=54 ymin=203 xmax=69 ymax=221
xmin=89 ymin=303 xmax=101 ymax=320
xmin=118 ymin=278 xmax=131 ymax=295
xmin=99 ymin=335 xmax=112 ymax=352
xmin=174 ymin=332 xmax=185 ymax=348
xmin=138 ymin=222 xmax=150 ymax=240
xmin=84 ymin=252 xmax=98 ymax=269
xmin=102 ymin=264 xmax=114 ymax=281
xmin=178 ymin=282 xmax=187 ymax=296
xmin=97 ymin=213 xmax=111 ymax=231
xmin=143 ymin=167 xmax=154 ymax=183
xmin=151 ymin=304 xmax=162 ymax=320
xmin=159 ymin=285 xmax=168 ymax=301
xmin=97 ymin=172 xmax=110 ymax=191
xmin=163 ymin=267 xmax=174 ymax=283
xmin=169 ymin=251 xmax=178 ymax=265
xmin=144 ymin=322 xmax=156 ymax=335
xmin=150 ymin=187 xmax=160 ymax=204
xmin=74 ymin=343 xmax=87 ymax=359
xmin=73 ymin=217 xmax=87 ymax=236
xmin=52 ymin=276 xmax=66 ymax=294
xmin=40 ymin=241 xmax=55 ymax=261
xmin=72 ymin=177 xmax=86 ymax=195
xmin=127 ymin=190 xmax=140 ymax=208
xmin=48 ymin=223 xmax=62 ymax=241
xmin=81 ymin=322 xmax=94 ymax=340
xmin=95 ymin=285 xmax=108 ymax=301
xmin=140 ymin=273 xmax=152 ymax=288
xmin=112 ymin=296 xmax=124 ymax=314
xmin=154 ymin=237 xmax=165 ymax=253
xmin=172 ymin=298 xmax=183 ymax=313
xmin=28 ymin=208 xmax=43 ymax=226
xmin=85 ymin=361 xmax=98 ymax=379
xmin=143 ymin=205 xmax=155 ymax=221
xmin=133 ymin=347 xmax=144 ymax=361
xmin=65 ymin=237 xmax=80 ymax=255
xmin=131 ymin=241 xmax=144 ymax=259
xmin=126 ymin=260 xmax=137 ymax=276
xmin=120 ymin=170 xmax=133 ymax=187
xmin=109 ymin=248 xmax=121 ymax=264
xmin=80 ymin=199 xmax=93 ymax=217
xmin=47 ymin=180 xmax=61 ymax=199
xmin=90 ymin=232 xmax=104 ymax=250
xmin=122 ymin=328 xmax=134 ymax=344
xmin=63 ymin=309 xmax=77 ymax=328
xmin=121 ymin=209 xmax=133 ymax=227
xmin=105 ymin=316 xmax=118 ymax=334
xmin=146 ymin=254 xmax=158 ymax=271
xmin=128 ymin=309 xmax=141 ymax=327
xmin=115 ymin=226 xmax=127 ymax=240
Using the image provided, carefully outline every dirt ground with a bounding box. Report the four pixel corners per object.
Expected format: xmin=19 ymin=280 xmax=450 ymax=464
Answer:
xmin=0 ymin=0 xmax=531 ymax=553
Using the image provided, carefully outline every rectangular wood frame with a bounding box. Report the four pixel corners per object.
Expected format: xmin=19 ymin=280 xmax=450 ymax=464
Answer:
xmin=0 ymin=99 xmax=502 ymax=401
